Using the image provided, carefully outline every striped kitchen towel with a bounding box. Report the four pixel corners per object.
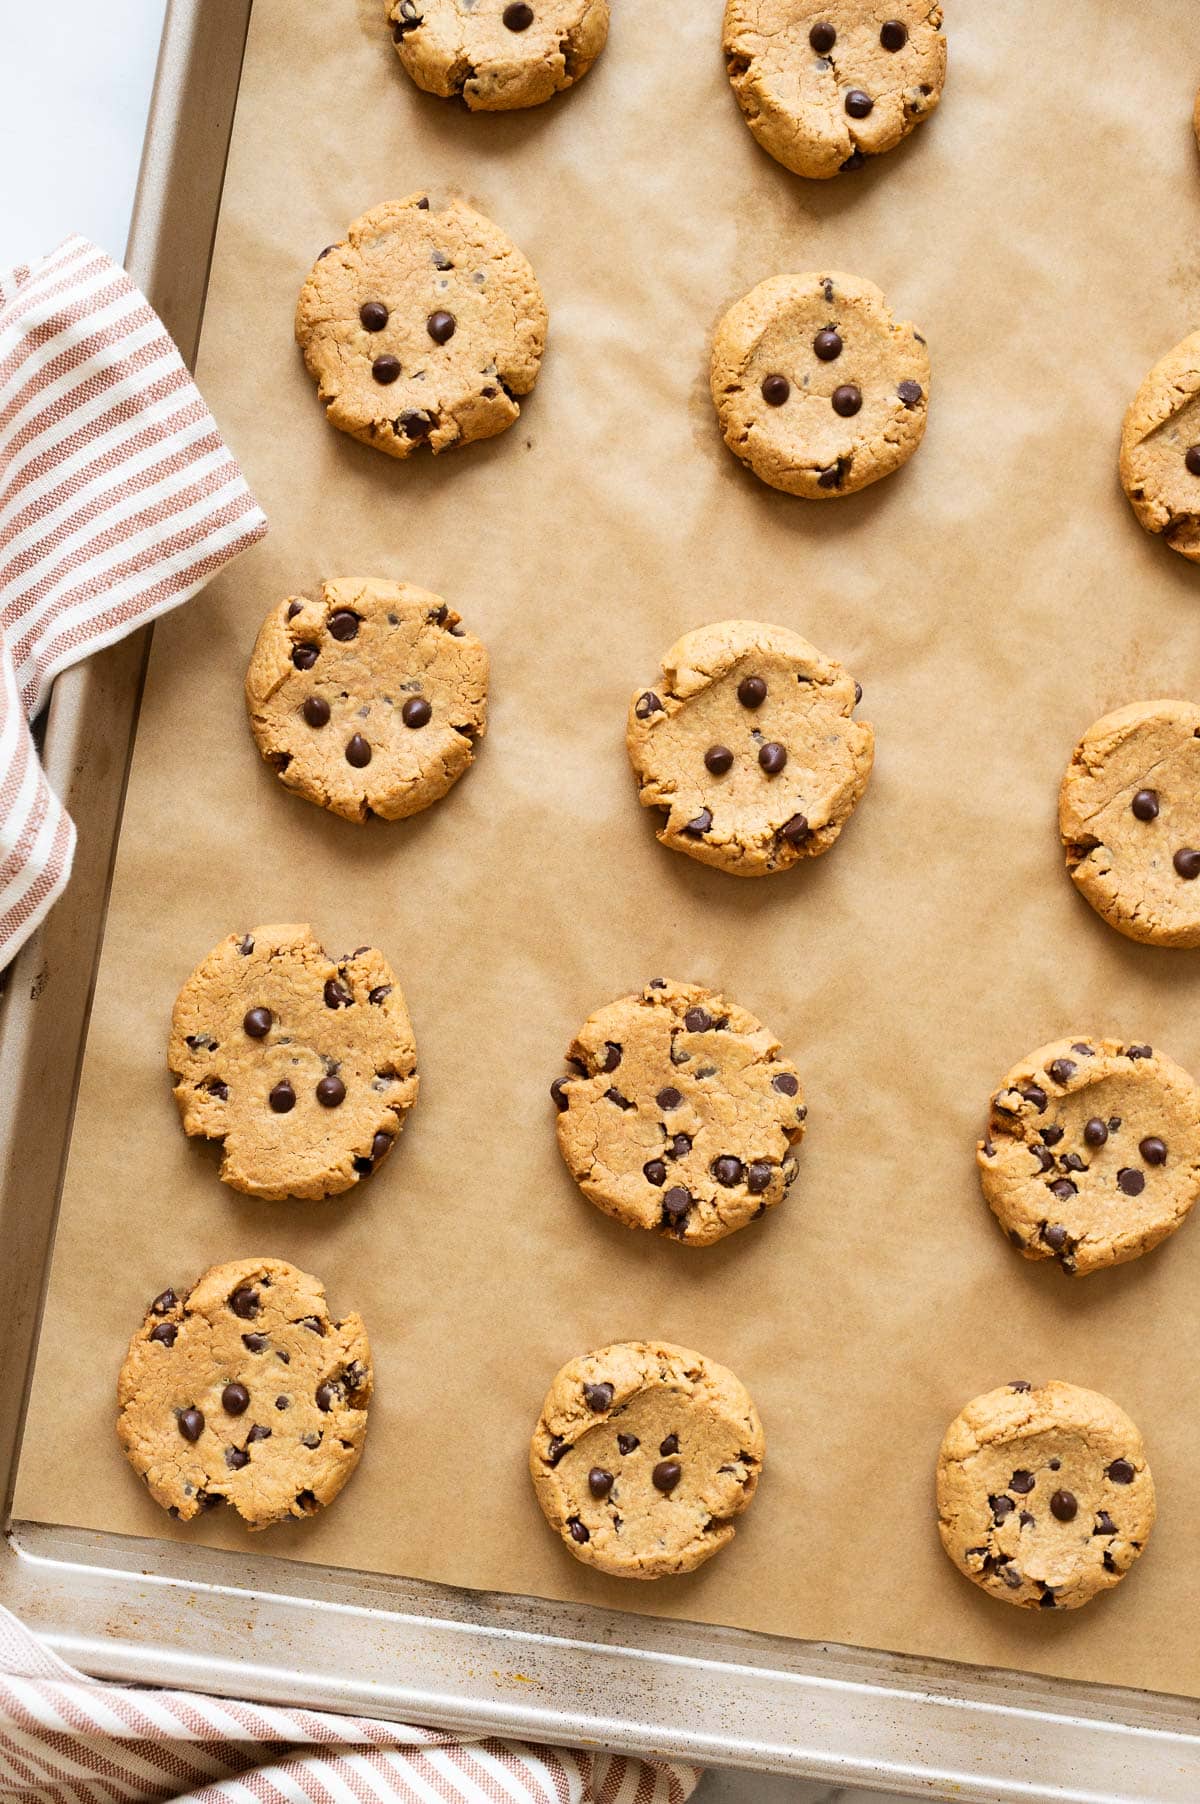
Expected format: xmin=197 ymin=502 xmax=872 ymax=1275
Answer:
xmin=0 ymin=235 xmax=267 ymax=966
xmin=0 ymin=1602 xmax=701 ymax=1804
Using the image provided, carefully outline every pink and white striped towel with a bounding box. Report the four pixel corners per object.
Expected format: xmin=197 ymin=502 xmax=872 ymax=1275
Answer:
xmin=0 ymin=1603 xmax=700 ymax=1804
xmin=0 ymin=235 xmax=268 ymax=967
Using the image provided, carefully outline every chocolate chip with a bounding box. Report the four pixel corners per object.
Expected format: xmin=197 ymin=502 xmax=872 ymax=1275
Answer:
xmin=427 ymin=310 xmax=456 ymax=343
xmin=771 ymin=1072 xmax=799 ymax=1099
xmin=1050 ymin=1489 xmax=1077 ymax=1522
xmin=1062 ymin=1152 xmax=1086 ymax=1172
xmin=659 ymin=1434 xmax=679 ymax=1456
xmin=761 ymin=373 xmax=790 ymax=406
xmin=292 ymin=644 xmax=319 ymax=671
xmin=758 ymin=741 xmax=787 ymax=775
xmin=1187 ymin=446 xmax=1200 ymax=476
xmin=151 ymin=1289 xmax=178 ymax=1315
xmin=990 ymin=1494 xmax=1015 ymax=1521
xmin=643 ymin=1158 xmax=667 ymax=1186
xmin=1125 ymin=1045 xmax=1152 ymax=1060
xmin=178 ymin=1407 xmax=204 ymax=1442
xmin=269 ymin=1080 xmax=295 ymax=1114
xmin=205 ymin=1077 xmax=229 ymax=1101
xmin=1175 ymin=848 xmax=1200 ymax=879
xmin=683 ymin=809 xmax=712 ymax=837
xmin=345 ymin=733 xmax=372 ymax=768
xmin=653 ymin=1459 xmax=682 ymax=1493
xmin=229 ymin=1288 xmax=260 ymax=1318
xmin=316 ymin=1382 xmax=337 ymax=1413
xmin=1108 ymin=1459 xmax=1135 ymax=1484
xmin=504 ymin=1 xmax=533 ymax=26
xmin=1039 ymin=1591 xmax=1056 ymax=1610
xmin=225 ymin=1446 xmax=250 ymax=1471
xmin=303 ymin=696 xmax=330 ymax=729
xmin=328 ymin=610 xmax=359 ymax=642
xmin=605 ymin=1087 xmax=633 ymax=1109
xmin=372 ymin=355 xmax=401 ymax=385
xmin=595 ymin=1041 xmax=621 ymax=1074
xmin=568 ymin=1517 xmax=589 ymax=1543
xmin=317 ymin=1074 xmax=346 ymax=1108
xmin=684 ymin=1007 xmax=713 ymax=1031
xmin=1117 ymin=1167 xmax=1145 ymax=1196
xmin=618 ymin=1433 xmax=640 ymax=1454
xmin=1009 ymin=1380 xmax=1032 ymax=1392
xmin=880 ymin=18 xmax=908 ymax=49
xmin=814 ymin=328 xmax=842 ymax=361
xmin=588 ymin=1467 xmax=614 ymax=1499
xmin=1139 ymin=1136 xmax=1167 ymax=1165
xmin=636 ymin=691 xmax=662 ymax=719
xmin=780 ymin=813 xmax=810 ymax=843
xmin=844 ymin=89 xmax=873 ymax=118
xmin=1049 ymin=1457 xmax=1061 ymax=1470
xmin=1043 ymin=1223 xmax=1069 ymax=1250
xmin=1022 ymin=1085 xmax=1048 ymax=1112
xmin=242 ymin=1333 xmax=269 ymax=1352
xmin=397 ymin=695 xmax=432 ymax=731
xmin=1048 ymin=1058 xmax=1076 ymax=1085
xmin=1031 ymin=1145 xmax=1055 ymax=1174
xmin=359 ymin=301 xmax=388 ymax=332
xmin=1010 ymin=1469 xmax=1035 ymax=1494
xmin=713 ymin=1155 xmax=744 ymax=1187
xmin=897 ymin=379 xmax=923 ymax=407
xmin=669 ymin=1132 xmax=692 ymax=1160
xmin=545 ymin=1436 xmax=567 ymax=1466
xmin=584 ymin=1382 xmax=614 ymax=1412
xmin=839 ymin=149 xmax=866 ymax=172
xmin=1094 ymin=1511 xmax=1116 ymax=1536
xmin=302 ymin=1432 xmax=322 ymax=1449
xmin=809 ymin=21 xmax=835 ymax=51
xmin=222 ymin=1382 xmax=250 ymax=1416
xmin=832 ymin=383 xmax=862 ymax=417
xmin=369 ymin=985 xmax=392 ymax=1005
xmin=746 ymin=1162 xmax=772 ymax=1194
xmin=662 ymin=1186 xmax=692 ymax=1224
xmin=149 ymin=1322 xmax=177 ymax=1347
xmin=737 ymin=675 xmax=766 ymax=709
xmin=656 ymin=1087 xmax=683 ymax=1111
xmin=705 ymin=744 xmax=734 ymax=774
xmin=322 ymin=979 xmax=353 ymax=1012
xmin=1084 ymin=1117 xmax=1108 ymax=1148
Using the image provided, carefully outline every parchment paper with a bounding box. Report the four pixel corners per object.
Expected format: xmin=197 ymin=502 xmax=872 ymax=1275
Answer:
xmin=16 ymin=0 xmax=1200 ymax=1698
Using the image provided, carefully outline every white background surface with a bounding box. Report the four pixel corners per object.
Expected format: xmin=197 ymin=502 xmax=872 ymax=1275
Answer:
xmin=0 ymin=7 xmax=921 ymax=1798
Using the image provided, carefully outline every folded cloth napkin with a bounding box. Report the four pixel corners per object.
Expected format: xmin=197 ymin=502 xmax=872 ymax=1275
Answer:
xmin=0 ymin=235 xmax=268 ymax=966
xmin=0 ymin=1602 xmax=700 ymax=1803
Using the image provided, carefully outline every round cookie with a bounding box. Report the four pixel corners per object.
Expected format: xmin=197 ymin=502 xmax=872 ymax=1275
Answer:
xmin=295 ymin=194 xmax=547 ymax=460
xmin=723 ymin=0 xmax=947 ymax=181
xmin=627 ymin=619 xmax=874 ymax=876
xmin=116 ymin=1257 xmax=372 ymax=1530
xmin=388 ymin=0 xmax=609 ymax=111
xmin=936 ymin=1380 xmax=1155 ymax=1611
xmin=1120 ymin=330 xmax=1200 ymax=560
xmin=978 ymin=1036 xmax=1200 ymax=1276
xmin=552 ymin=978 xmax=806 ymax=1245
xmin=1059 ymin=700 xmax=1200 ymax=948
xmin=529 ymin=1341 xmax=765 ymax=1578
xmin=245 ymin=578 xmax=488 ymax=824
xmin=169 ymin=923 xmax=419 ymax=1201
xmin=711 ymin=272 xmax=930 ymax=498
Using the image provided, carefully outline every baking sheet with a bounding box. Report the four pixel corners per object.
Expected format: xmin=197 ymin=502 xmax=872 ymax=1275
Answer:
xmin=15 ymin=0 xmax=1200 ymax=1698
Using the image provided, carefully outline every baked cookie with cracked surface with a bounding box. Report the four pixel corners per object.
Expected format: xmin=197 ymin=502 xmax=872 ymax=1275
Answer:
xmin=627 ymin=619 xmax=873 ymax=876
xmin=552 ymin=978 xmax=806 ymax=1245
xmin=388 ymin=0 xmax=609 ymax=111
xmin=723 ymin=0 xmax=946 ymax=181
xmin=295 ymin=194 xmax=546 ymax=460
xmin=936 ymin=1380 xmax=1155 ymax=1611
xmin=1060 ymin=700 xmax=1200 ymax=948
xmin=1120 ymin=331 xmax=1200 ymax=560
xmin=978 ymin=1036 xmax=1200 ymax=1276
xmin=117 ymin=1257 xmax=371 ymax=1530
xmin=711 ymin=272 xmax=929 ymax=497
xmin=530 ymin=1341 xmax=765 ymax=1578
xmin=169 ymin=923 xmax=418 ymax=1201
xmin=245 ymin=578 xmax=488 ymax=824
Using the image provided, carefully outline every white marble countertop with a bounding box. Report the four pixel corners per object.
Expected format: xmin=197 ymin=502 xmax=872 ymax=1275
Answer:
xmin=0 ymin=10 xmax=924 ymax=1799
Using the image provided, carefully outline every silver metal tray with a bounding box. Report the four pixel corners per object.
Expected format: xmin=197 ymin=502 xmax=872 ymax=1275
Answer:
xmin=3 ymin=5 xmax=1199 ymax=1796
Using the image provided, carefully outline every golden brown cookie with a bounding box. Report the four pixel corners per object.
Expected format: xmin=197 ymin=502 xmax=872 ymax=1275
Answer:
xmin=978 ymin=1035 xmax=1200 ymax=1276
xmin=388 ymin=0 xmax=609 ymax=111
xmin=117 ymin=1257 xmax=372 ymax=1530
xmin=724 ymin=0 xmax=947 ymax=180
xmin=937 ymin=1381 xmax=1155 ymax=1611
xmin=1120 ymin=331 xmax=1200 ymax=560
xmin=552 ymin=978 xmax=806 ymax=1245
xmin=245 ymin=578 xmax=488 ymax=824
xmin=529 ymin=1340 xmax=765 ymax=1578
xmin=711 ymin=272 xmax=929 ymax=498
xmin=295 ymin=194 xmax=547 ymax=460
xmin=1059 ymin=700 xmax=1200 ymax=947
xmin=169 ymin=924 xmax=418 ymax=1201
xmin=627 ymin=619 xmax=874 ymax=875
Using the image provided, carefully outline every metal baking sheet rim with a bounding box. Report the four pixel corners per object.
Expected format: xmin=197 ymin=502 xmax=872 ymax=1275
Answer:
xmin=1 ymin=3 xmax=1198 ymax=1796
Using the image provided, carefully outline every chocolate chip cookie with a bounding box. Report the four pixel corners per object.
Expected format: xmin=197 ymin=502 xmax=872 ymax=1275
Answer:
xmin=627 ymin=619 xmax=873 ymax=876
xmin=117 ymin=1257 xmax=371 ymax=1530
xmin=388 ymin=0 xmax=609 ymax=111
xmin=937 ymin=1380 xmax=1155 ymax=1611
xmin=724 ymin=1 xmax=946 ymax=181
xmin=245 ymin=578 xmax=488 ymax=823
xmin=295 ymin=194 xmax=547 ymax=460
xmin=711 ymin=272 xmax=929 ymax=497
xmin=552 ymin=978 xmax=806 ymax=1245
xmin=978 ymin=1036 xmax=1200 ymax=1275
xmin=1120 ymin=331 xmax=1200 ymax=560
xmin=529 ymin=1341 xmax=765 ymax=1578
xmin=169 ymin=924 xmax=418 ymax=1201
xmin=1060 ymin=699 xmax=1200 ymax=948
